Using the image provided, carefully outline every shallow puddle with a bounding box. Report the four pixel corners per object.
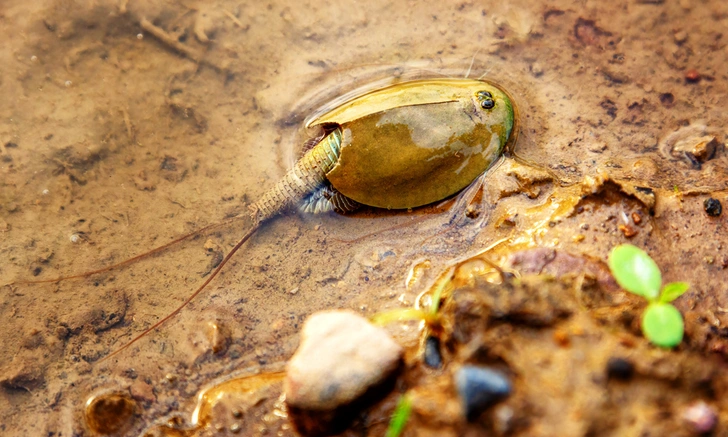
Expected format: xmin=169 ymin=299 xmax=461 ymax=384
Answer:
xmin=1 ymin=0 xmax=727 ymax=436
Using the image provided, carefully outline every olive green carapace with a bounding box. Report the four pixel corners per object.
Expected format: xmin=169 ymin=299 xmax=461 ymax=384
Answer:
xmin=252 ymin=78 xmax=516 ymax=220
xmin=308 ymin=78 xmax=516 ymax=209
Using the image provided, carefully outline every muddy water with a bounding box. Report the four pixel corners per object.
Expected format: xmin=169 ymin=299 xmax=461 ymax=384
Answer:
xmin=1 ymin=0 xmax=727 ymax=436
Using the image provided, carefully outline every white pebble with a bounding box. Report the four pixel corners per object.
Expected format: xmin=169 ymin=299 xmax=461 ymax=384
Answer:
xmin=136 ymin=33 xmax=143 ymax=40
xmin=64 ymin=80 xmax=72 ymax=87
xmin=42 ymin=189 xmax=49 ymax=195
xmin=30 ymin=55 xmax=38 ymax=62
xmin=70 ymin=233 xmax=81 ymax=243
xmin=285 ymin=310 xmax=403 ymax=410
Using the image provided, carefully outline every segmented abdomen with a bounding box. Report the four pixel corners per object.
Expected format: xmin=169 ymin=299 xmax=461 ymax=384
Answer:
xmin=251 ymin=128 xmax=342 ymax=223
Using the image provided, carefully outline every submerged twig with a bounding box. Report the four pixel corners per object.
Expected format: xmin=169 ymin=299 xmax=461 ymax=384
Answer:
xmin=139 ymin=18 xmax=225 ymax=72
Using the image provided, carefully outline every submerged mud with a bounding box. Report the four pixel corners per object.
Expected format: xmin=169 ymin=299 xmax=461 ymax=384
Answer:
xmin=0 ymin=0 xmax=726 ymax=435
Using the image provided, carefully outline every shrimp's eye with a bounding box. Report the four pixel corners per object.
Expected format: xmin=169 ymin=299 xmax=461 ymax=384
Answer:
xmin=477 ymin=90 xmax=495 ymax=109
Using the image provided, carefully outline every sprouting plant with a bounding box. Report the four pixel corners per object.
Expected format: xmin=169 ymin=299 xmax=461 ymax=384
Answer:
xmin=608 ymin=244 xmax=690 ymax=348
xmin=370 ymin=267 xmax=452 ymax=328
xmin=385 ymin=393 xmax=413 ymax=437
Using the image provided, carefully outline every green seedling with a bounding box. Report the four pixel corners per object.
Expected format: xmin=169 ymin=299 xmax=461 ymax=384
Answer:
xmin=385 ymin=393 xmax=413 ymax=437
xmin=608 ymin=244 xmax=689 ymax=348
xmin=371 ymin=268 xmax=451 ymax=328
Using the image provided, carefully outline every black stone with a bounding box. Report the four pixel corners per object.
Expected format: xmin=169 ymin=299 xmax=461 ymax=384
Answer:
xmin=455 ymin=366 xmax=512 ymax=421
xmin=606 ymin=357 xmax=634 ymax=380
xmin=704 ymin=198 xmax=722 ymax=217
xmin=423 ymin=336 xmax=442 ymax=369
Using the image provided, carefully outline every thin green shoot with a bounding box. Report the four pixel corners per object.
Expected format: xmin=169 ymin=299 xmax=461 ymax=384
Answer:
xmin=371 ymin=270 xmax=452 ymax=327
xmin=428 ymin=274 xmax=449 ymax=316
xmin=385 ymin=394 xmax=413 ymax=437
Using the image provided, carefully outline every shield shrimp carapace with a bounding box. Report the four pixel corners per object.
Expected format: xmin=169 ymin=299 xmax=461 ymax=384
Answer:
xmin=253 ymin=78 xmax=516 ymax=220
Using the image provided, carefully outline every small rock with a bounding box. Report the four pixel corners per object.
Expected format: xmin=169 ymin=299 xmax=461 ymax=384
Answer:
xmin=606 ymin=357 xmax=634 ymax=380
xmin=618 ymin=224 xmax=638 ymax=238
xmin=661 ymin=124 xmax=720 ymax=168
xmin=673 ymin=30 xmax=688 ymax=44
xmin=703 ymin=198 xmax=722 ymax=217
xmin=673 ymin=135 xmax=718 ymax=164
xmin=130 ymin=380 xmax=156 ymax=404
xmin=423 ymin=336 xmax=443 ymax=369
xmin=285 ymin=310 xmax=403 ymax=410
xmin=682 ymin=401 xmax=717 ymax=434
xmin=0 ymin=360 xmax=45 ymax=391
xmin=530 ymin=63 xmax=544 ymax=77
xmin=493 ymin=404 xmax=516 ymax=434
xmin=206 ymin=321 xmax=230 ymax=355
xmin=685 ymin=69 xmax=701 ymax=83
xmin=455 ymin=366 xmax=512 ymax=421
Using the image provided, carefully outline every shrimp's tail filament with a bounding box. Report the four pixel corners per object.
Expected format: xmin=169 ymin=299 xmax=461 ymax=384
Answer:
xmin=102 ymin=129 xmax=344 ymax=361
xmin=100 ymin=220 xmax=261 ymax=363
xmin=5 ymin=217 xmax=244 ymax=288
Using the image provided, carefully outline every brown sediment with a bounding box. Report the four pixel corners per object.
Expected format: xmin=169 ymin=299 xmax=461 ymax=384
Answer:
xmin=1 ymin=0 xmax=727 ymax=436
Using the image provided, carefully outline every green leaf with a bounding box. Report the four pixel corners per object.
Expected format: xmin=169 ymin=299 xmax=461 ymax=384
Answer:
xmin=660 ymin=282 xmax=690 ymax=303
xmin=608 ymin=244 xmax=662 ymax=300
xmin=642 ymin=303 xmax=684 ymax=348
xmin=385 ymin=394 xmax=412 ymax=437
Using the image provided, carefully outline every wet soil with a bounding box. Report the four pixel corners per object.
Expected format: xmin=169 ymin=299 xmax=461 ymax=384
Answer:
xmin=0 ymin=0 xmax=727 ymax=436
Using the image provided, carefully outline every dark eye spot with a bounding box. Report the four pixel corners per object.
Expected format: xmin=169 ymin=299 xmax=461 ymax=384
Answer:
xmin=476 ymin=90 xmax=495 ymax=110
xmin=480 ymin=99 xmax=495 ymax=109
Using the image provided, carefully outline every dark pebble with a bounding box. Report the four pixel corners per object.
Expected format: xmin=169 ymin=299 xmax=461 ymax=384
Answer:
xmin=704 ymin=198 xmax=722 ymax=217
xmin=4 ymin=142 xmax=18 ymax=148
xmin=423 ymin=336 xmax=442 ymax=369
xmin=606 ymin=357 xmax=634 ymax=380
xmin=455 ymin=366 xmax=512 ymax=421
